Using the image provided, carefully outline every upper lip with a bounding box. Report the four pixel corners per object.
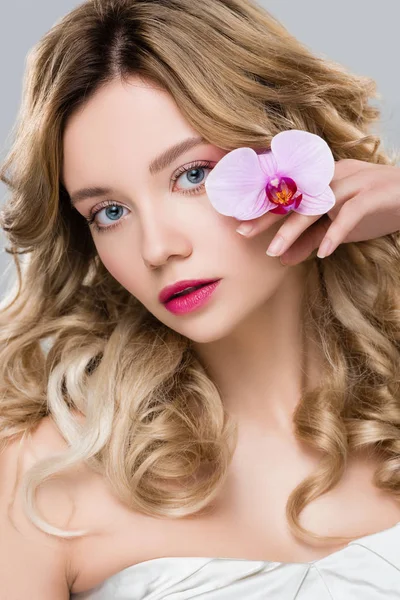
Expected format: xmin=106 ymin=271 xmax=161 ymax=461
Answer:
xmin=159 ymin=279 xmax=221 ymax=304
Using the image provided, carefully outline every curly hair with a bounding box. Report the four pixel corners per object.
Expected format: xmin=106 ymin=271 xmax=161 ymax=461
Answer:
xmin=0 ymin=0 xmax=399 ymax=545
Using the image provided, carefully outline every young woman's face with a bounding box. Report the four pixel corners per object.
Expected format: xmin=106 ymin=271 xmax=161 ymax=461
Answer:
xmin=62 ymin=76 xmax=297 ymax=343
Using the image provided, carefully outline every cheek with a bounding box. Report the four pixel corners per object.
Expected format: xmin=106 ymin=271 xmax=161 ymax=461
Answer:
xmin=222 ymin=223 xmax=288 ymax=293
xmin=95 ymin=243 xmax=147 ymax=298
xmin=218 ymin=217 xmax=280 ymax=267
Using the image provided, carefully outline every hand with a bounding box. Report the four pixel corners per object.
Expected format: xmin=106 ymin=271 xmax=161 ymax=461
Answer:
xmin=235 ymin=159 xmax=400 ymax=265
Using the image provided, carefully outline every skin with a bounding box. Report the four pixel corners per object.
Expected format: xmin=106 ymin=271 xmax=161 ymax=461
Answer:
xmin=62 ymin=75 xmax=324 ymax=435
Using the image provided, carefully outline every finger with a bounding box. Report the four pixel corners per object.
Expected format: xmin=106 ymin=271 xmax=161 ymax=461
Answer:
xmin=327 ymin=169 xmax=376 ymax=222
xmin=280 ymin=216 xmax=331 ymax=265
xmin=236 ymin=209 xmax=288 ymax=237
xmin=316 ymin=193 xmax=371 ymax=258
xmin=265 ymin=211 xmax=323 ymax=257
xmin=330 ymin=167 xmax=373 ymax=196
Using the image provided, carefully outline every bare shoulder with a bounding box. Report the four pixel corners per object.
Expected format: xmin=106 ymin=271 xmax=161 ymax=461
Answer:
xmin=0 ymin=414 xmax=83 ymax=598
xmin=0 ymin=412 xmax=137 ymax=596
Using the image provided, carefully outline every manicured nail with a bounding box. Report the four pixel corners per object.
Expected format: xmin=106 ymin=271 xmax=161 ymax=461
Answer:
xmin=236 ymin=223 xmax=254 ymax=236
xmin=266 ymin=235 xmax=285 ymax=256
xmin=317 ymin=238 xmax=333 ymax=259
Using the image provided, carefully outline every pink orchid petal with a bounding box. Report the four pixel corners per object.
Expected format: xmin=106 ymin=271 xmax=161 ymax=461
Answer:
xmin=257 ymin=149 xmax=278 ymax=179
xmin=205 ymin=148 xmax=276 ymax=220
xmin=271 ymin=130 xmax=335 ymax=195
xmin=294 ymin=185 xmax=336 ymax=216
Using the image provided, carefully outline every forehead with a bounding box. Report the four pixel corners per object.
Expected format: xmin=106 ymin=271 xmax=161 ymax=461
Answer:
xmin=62 ymin=76 xmax=200 ymax=188
xmin=63 ymin=76 xmax=194 ymax=151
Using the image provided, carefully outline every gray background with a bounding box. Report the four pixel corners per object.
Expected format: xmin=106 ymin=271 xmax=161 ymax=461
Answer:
xmin=0 ymin=1 xmax=399 ymax=288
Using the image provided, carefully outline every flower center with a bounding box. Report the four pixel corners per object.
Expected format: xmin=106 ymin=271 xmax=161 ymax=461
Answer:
xmin=265 ymin=176 xmax=303 ymax=215
xmin=265 ymin=176 xmax=296 ymax=205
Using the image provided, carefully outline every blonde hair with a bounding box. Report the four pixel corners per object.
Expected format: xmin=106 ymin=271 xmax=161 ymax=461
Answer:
xmin=0 ymin=0 xmax=399 ymax=545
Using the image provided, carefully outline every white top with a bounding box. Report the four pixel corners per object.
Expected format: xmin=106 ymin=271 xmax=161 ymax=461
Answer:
xmin=70 ymin=521 xmax=400 ymax=599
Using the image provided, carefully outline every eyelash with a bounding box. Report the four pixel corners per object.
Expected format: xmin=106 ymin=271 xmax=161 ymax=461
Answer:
xmin=84 ymin=160 xmax=215 ymax=234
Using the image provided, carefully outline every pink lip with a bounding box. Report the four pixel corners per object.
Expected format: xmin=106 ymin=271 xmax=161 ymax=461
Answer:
xmin=163 ymin=280 xmax=222 ymax=315
xmin=159 ymin=278 xmax=221 ymax=304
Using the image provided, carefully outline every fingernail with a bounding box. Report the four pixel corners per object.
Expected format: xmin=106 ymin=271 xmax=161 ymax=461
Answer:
xmin=266 ymin=235 xmax=285 ymax=256
xmin=317 ymin=238 xmax=333 ymax=259
xmin=236 ymin=223 xmax=254 ymax=236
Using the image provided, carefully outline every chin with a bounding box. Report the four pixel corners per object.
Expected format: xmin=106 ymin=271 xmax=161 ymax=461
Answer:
xmin=165 ymin=312 xmax=243 ymax=344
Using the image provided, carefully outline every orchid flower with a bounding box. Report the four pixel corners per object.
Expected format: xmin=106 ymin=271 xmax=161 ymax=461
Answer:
xmin=204 ymin=129 xmax=336 ymax=221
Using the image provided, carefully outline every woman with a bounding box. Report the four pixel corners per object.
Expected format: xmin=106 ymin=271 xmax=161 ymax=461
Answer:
xmin=0 ymin=0 xmax=400 ymax=597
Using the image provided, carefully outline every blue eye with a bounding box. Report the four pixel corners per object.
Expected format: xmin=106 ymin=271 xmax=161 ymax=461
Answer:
xmin=84 ymin=160 xmax=215 ymax=234
xmin=171 ymin=160 xmax=214 ymax=193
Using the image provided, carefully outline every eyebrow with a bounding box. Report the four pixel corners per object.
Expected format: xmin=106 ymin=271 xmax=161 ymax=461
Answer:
xmin=69 ymin=135 xmax=207 ymax=207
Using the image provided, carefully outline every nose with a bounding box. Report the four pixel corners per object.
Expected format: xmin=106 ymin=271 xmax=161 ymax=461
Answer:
xmin=140 ymin=204 xmax=192 ymax=270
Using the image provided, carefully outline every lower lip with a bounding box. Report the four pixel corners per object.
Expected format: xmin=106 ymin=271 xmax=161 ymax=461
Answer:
xmin=163 ymin=280 xmax=222 ymax=315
